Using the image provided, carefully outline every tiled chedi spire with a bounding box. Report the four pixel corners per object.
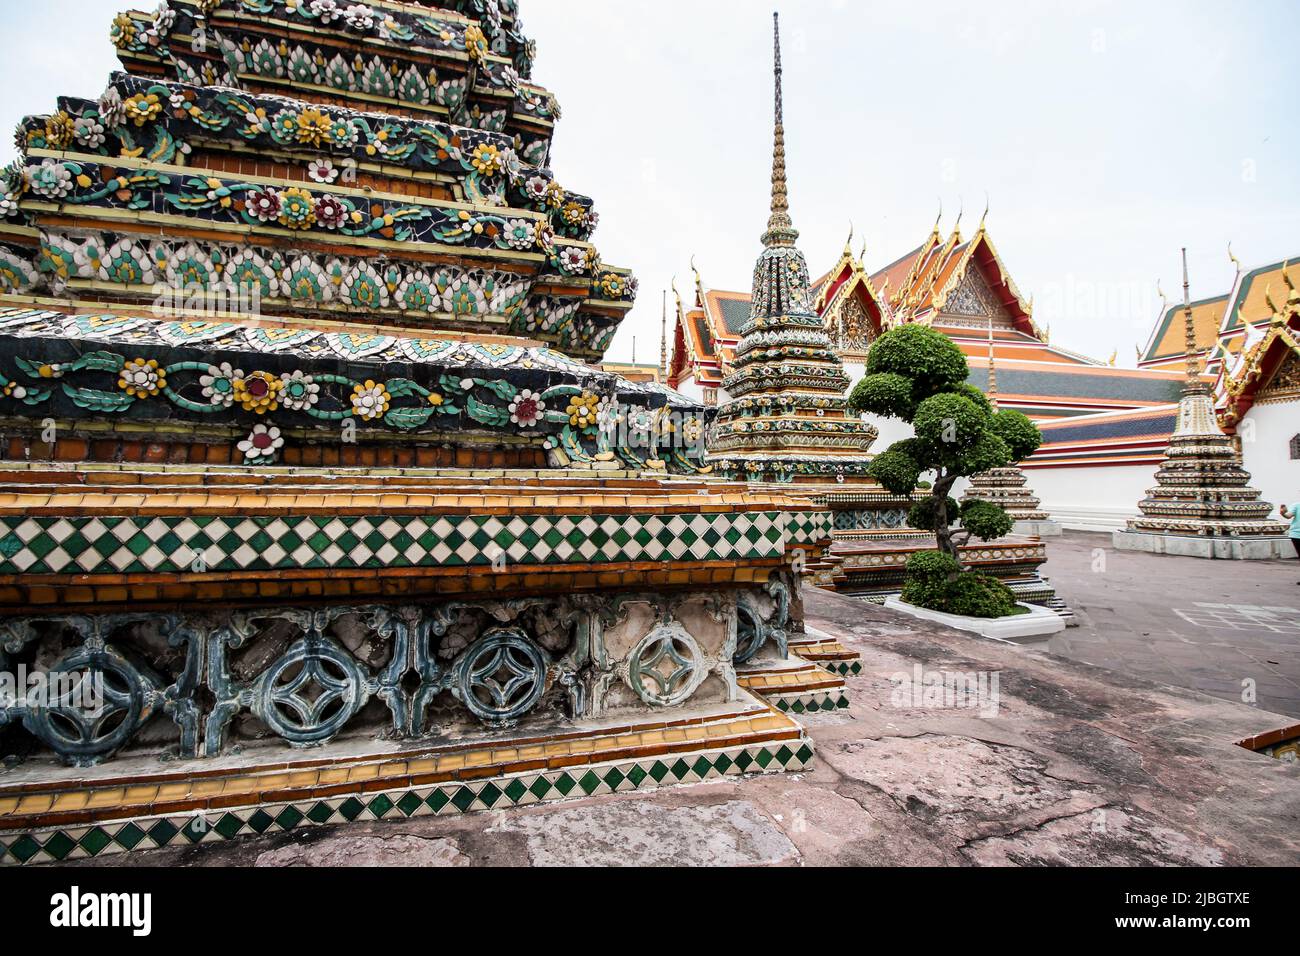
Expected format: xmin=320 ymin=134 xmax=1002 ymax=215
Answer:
xmin=0 ymin=0 xmax=836 ymax=778
xmin=709 ymin=13 xmax=877 ymax=484
xmin=960 ymin=316 xmax=1049 ymax=522
xmin=1126 ymin=251 xmax=1285 ymax=537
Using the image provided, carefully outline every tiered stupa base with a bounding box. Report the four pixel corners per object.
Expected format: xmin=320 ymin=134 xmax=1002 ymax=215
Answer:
xmin=815 ymin=532 xmax=1076 ymax=625
xmin=1114 ymin=394 xmax=1287 ymax=560
xmin=796 ymin=481 xmax=1075 ymax=624
xmin=1112 ymin=530 xmax=1292 ymax=560
xmin=1012 ymin=520 xmax=1064 ymax=537
xmin=736 ymin=653 xmax=850 ymax=715
xmin=962 ymin=467 xmax=1062 ymax=537
xmin=0 ymin=695 xmax=811 ymax=866
xmin=0 ymin=464 xmax=835 ymax=865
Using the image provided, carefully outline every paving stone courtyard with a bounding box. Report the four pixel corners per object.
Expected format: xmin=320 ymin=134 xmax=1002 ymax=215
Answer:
xmin=59 ymin=556 xmax=1300 ymax=869
xmin=1043 ymin=531 xmax=1300 ymax=719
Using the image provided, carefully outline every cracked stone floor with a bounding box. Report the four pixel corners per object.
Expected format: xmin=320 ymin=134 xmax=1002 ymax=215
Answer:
xmin=59 ymin=576 xmax=1300 ymax=868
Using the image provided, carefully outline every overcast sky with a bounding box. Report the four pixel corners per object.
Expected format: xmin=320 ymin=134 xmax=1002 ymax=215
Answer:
xmin=2 ymin=1 xmax=1297 ymax=366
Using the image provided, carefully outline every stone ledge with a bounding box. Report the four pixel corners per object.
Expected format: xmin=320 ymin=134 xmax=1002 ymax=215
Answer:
xmin=1112 ymin=531 xmax=1295 ymax=560
xmin=1012 ymin=520 xmax=1063 ymax=537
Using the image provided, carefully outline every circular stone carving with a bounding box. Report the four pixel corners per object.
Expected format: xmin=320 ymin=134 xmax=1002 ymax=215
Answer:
xmin=455 ymin=628 xmax=548 ymax=725
xmin=22 ymin=645 xmax=159 ymax=766
xmin=733 ymin=602 xmax=766 ymax=666
xmin=260 ymin=639 xmax=366 ymax=745
xmin=627 ymin=623 xmax=707 ymax=708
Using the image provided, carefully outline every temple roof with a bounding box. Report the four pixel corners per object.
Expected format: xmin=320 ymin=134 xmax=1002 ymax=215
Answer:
xmin=967 ymin=362 xmax=1184 ymax=416
xmin=1223 ymin=257 xmax=1297 ymax=332
xmin=1215 ymin=282 xmax=1300 ymax=431
xmin=1140 ymin=295 xmax=1228 ymax=369
xmin=1026 ymin=405 xmax=1180 ymax=468
xmin=1138 ymin=255 xmax=1299 ymax=374
xmin=704 ymin=288 xmax=753 ymax=337
xmin=669 ymin=253 xmax=1179 ymax=416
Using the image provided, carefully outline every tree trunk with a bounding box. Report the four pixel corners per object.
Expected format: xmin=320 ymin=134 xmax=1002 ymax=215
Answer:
xmin=931 ymin=472 xmax=964 ymax=579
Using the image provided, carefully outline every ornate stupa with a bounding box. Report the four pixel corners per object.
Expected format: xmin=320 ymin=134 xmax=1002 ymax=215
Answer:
xmin=1115 ymin=251 xmax=1288 ymax=558
xmin=961 ymin=317 xmax=1061 ymax=536
xmin=703 ymin=18 xmax=1068 ymax=627
xmin=708 ymin=14 xmax=877 ymax=485
xmin=0 ymin=0 xmax=838 ymax=866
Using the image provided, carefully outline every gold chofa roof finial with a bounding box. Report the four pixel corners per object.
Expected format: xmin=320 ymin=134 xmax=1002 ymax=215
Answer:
xmin=978 ymin=193 xmax=990 ymax=233
xmin=762 ymin=12 xmax=798 ymax=248
xmin=1263 ymin=282 xmax=1278 ymax=315
xmin=844 ymin=222 xmax=854 ymax=256
xmin=1228 ymin=242 xmax=1242 ymax=275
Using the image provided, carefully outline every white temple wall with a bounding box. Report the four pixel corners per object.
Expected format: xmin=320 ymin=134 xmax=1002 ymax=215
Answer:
xmin=1022 ymin=464 xmax=1156 ymax=532
xmin=673 ymin=376 xmax=704 ymax=403
xmin=842 ymin=361 xmax=866 ymax=391
xmin=1239 ymin=400 xmax=1300 ymax=516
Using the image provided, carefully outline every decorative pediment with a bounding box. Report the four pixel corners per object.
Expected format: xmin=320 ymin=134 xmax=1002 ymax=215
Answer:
xmin=942 ymin=264 xmax=1017 ymax=328
xmin=830 ymin=294 xmax=875 ymax=356
xmin=1259 ymin=346 xmax=1300 ymax=402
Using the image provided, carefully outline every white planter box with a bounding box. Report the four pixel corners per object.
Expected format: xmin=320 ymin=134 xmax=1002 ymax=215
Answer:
xmin=884 ymin=597 xmax=1066 ymax=643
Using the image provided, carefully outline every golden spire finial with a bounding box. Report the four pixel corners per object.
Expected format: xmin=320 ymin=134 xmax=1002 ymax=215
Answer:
xmin=858 ymin=237 xmax=868 ymax=264
xmin=660 ymin=289 xmax=669 ymax=380
xmin=931 ymin=201 xmax=943 ymax=237
xmin=1108 ymin=348 xmax=1118 ymax=367
xmin=1228 ymin=242 xmax=1242 ymax=275
xmin=978 ymin=193 xmax=990 ymax=234
xmin=952 ymin=200 xmax=964 ymax=240
xmin=1182 ymin=248 xmax=1205 ymax=389
xmin=761 ymin=12 xmax=797 ymax=248
xmin=986 ymin=313 xmax=999 ymax=408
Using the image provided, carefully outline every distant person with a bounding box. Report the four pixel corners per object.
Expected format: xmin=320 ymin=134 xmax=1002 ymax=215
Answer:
xmin=1282 ymin=501 xmax=1300 ymax=584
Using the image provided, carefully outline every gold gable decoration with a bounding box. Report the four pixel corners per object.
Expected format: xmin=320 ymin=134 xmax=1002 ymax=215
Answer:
xmin=1258 ymin=346 xmax=1300 ymax=403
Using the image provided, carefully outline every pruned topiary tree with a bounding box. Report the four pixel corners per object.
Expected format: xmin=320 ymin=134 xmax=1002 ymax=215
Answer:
xmin=848 ymin=325 xmax=1044 ymax=617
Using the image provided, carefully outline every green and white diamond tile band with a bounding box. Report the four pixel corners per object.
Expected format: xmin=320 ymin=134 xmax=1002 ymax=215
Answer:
xmin=0 ymin=726 xmax=814 ymax=865
xmin=0 ymin=510 xmax=831 ymax=575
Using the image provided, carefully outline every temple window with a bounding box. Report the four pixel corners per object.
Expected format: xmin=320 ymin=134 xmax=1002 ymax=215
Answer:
xmin=1290 ymin=434 xmax=1300 ymax=460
